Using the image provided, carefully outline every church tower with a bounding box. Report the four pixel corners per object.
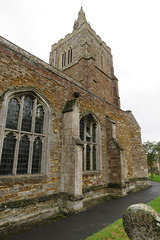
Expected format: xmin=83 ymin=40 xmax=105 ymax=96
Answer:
xmin=49 ymin=7 xmax=120 ymax=108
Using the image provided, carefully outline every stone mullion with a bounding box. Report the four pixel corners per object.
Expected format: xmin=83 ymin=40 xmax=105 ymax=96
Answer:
xmin=31 ymin=99 xmax=37 ymax=134
xmin=90 ymin=122 xmax=93 ymax=142
xmin=40 ymin=137 xmax=45 ymax=173
xmin=90 ymin=122 xmax=93 ymax=170
xmin=13 ymin=96 xmax=24 ymax=175
xmin=93 ymin=143 xmax=97 ymax=170
xmin=95 ymin=125 xmax=97 ymax=143
xmin=90 ymin=144 xmax=93 ymax=170
xmin=28 ymin=136 xmax=34 ymax=174
xmin=83 ymin=118 xmax=87 ymax=171
xmin=84 ymin=117 xmax=86 ymax=142
xmin=18 ymin=96 xmax=24 ymax=131
xmin=84 ymin=144 xmax=86 ymax=171
xmin=13 ymin=133 xmax=21 ymax=175
xmin=28 ymin=99 xmax=37 ymax=174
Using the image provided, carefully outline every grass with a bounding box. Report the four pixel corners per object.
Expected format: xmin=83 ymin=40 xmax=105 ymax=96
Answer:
xmin=149 ymin=173 xmax=160 ymax=182
xmin=86 ymin=218 xmax=128 ymax=240
xmin=86 ymin=176 xmax=160 ymax=240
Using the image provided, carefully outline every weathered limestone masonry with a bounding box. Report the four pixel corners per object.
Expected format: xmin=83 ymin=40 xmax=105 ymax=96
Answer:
xmin=0 ymin=7 xmax=150 ymax=233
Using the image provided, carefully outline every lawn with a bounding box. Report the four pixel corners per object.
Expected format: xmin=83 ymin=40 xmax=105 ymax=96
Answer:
xmin=86 ymin=176 xmax=160 ymax=240
xmin=86 ymin=218 xmax=129 ymax=240
xmin=149 ymin=173 xmax=160 ymax=182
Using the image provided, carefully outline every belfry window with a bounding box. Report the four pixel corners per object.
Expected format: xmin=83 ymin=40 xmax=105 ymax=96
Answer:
xmin=101 ymin=55 xmax=103 ymax=70
xmin=0 ymin=93 xmax=45 ymax=176
xmin=62 ymin=51 xmax=66 ymax=67
xmin=80 ymin=114 xmax=97 ymax=171
xmin=68 ymin=47 xmax=72 ymax=64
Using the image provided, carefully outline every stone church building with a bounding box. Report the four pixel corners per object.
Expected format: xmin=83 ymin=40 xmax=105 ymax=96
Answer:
xmin=0 ymin=8 xmax=150 ymax=230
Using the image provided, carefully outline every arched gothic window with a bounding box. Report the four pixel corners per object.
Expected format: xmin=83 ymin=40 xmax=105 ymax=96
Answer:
xmin=0 ymin=91 xmax=50 ymax=176
xmin=62 ymin=51 xmax=66 ymax=67
xmin=101 ymin=55 xmax=103 ymax=70
xmin=68 ymin=47 xmax=72 ymax=64
xmin=80 ymin=114 xmax=98 ymax=171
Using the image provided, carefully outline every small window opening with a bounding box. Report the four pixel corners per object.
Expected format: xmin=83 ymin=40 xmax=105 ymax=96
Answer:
xmin=68 ymin=47 xmax=72 ymax=64
xmin=62 ymin=51 xmax=66 ymax=67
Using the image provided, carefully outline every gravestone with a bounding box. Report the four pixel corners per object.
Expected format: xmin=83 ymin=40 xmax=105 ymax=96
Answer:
xmin=155 ymin=167 xmax=160 ymax=175
xmin=123 ymin=204 xmax=160 ymax=240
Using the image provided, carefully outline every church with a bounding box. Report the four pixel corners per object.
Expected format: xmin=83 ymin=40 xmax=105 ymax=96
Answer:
xmin=0 ymin=8 xmax=150 ymax=231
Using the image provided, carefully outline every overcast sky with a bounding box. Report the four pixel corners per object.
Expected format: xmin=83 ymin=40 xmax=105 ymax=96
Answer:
xmin=1 ymin=0 xmax=160 ymax=142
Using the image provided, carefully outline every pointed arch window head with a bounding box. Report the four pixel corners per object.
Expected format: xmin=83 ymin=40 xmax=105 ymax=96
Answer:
xmin=0 ymin=91 xmax=50 ymax=176
xmin=80 ymin=114 xmax=98 ymax=171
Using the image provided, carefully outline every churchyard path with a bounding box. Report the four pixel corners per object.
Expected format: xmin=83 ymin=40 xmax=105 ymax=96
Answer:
xmin=6 ymin=181 xmax=160 ymax=240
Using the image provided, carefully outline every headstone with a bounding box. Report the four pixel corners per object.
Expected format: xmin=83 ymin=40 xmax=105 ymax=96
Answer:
xmin=123 ymin=204 xmax=160 ymax=240
xmin=155 ymin=167 xmax=160 ymax=175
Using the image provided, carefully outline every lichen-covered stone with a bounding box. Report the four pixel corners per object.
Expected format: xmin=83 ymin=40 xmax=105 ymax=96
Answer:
xmin=123 ymin=204 xmax=160 ymax=240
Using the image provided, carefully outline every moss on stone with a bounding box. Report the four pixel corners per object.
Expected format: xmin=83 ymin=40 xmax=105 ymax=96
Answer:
xmin=129 ymin=177 xmax=149 ymax=182
xmin=0 ymin=193 xmax=60 ymax=211
xmin=107 ymin=183 xmax=125 ymax=188
xmin=83 ymin=184 xmax=107 ymax=193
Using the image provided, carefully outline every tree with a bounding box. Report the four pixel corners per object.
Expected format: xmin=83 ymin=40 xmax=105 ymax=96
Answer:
xmin=143 ymin=141 xmax=157 ymax=178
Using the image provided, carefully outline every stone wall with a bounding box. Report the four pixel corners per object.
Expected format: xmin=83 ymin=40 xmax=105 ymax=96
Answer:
xmin=0 ymin=35 xmax=150 ymax=232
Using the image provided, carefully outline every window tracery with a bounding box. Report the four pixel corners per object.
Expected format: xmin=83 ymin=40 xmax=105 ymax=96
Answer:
xmin=80 ymin=114 xmax=98 ymax=171
xmin=0 ymin=91 xmax=49 ymax=176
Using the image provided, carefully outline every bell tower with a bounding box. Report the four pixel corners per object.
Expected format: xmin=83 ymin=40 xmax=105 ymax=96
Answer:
xmin=49 ymin=7 xmax=120 ymax=108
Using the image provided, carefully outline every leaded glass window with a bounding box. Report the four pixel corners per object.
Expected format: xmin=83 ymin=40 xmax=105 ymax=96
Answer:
xmin=86 ymin=145 xmax=90 ymax=170
xmin=17 ymin=135 xmax=30 ymax=174
xmin=32 ymin=137 xmax=42 ymax=174
xmin=0 ymin=92 xmax=46 ymax=176
xmin=92 ymin=145 xmax=96 ymax=171
xmin=92 ymin=123 xmax=96 ymax=143
xmin=80 ymin=119 xmax=84 ymax=141
xmin=6 ymin=98 xmax=20 ymax=129
xmin=80 ymin=114 xmax=97 ymax=171
xmin=35 ymin=106 xmax=44 ymax=134
xmin=21 ymin=96 xmax=33 ymax=132
xmin=0 ymin=133 xmax=16 ymax=175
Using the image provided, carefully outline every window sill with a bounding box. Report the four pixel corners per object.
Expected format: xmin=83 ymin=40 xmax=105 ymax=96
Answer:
xmin=0 ymin=174 xmax=47 ymax=184
xmin=83 ymin=170 xmax=101 ymax=176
